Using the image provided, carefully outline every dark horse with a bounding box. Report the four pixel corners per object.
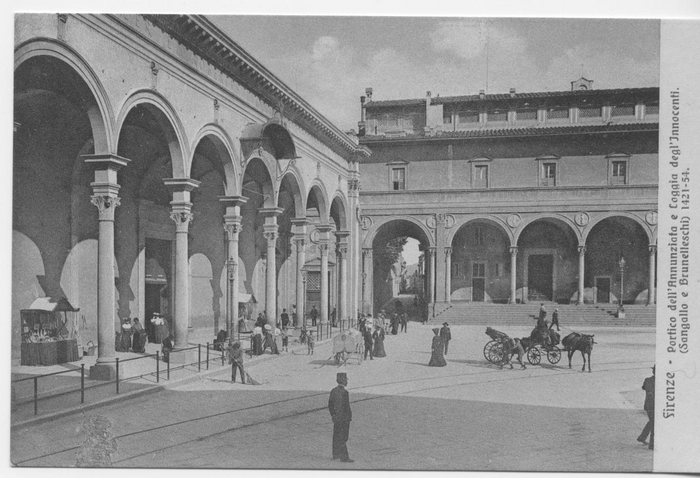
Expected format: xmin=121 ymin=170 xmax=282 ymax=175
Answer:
xmin=562 ymin=332 xmax=595 ymax=372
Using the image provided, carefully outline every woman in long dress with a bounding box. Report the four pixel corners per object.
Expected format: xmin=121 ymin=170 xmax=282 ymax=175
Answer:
xmin=131 ymin=318 xmax=145 ymax=353
xmin=429 ymin=328 xmax=447 ymax=367
xmin=372 ymin=326 xmax=386 ymax=357
xmin=119 ymin=320 xmax=132 ymax=352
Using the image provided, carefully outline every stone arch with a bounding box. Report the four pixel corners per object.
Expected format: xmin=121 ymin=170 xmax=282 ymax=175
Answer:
xmin=583 ymin=211 xmax=653 ymax=244
xmin=190 ymin=123 xmax=240 ymax=196
xmin=15 ymin=38 xmax=114 ymax=154
xmin=277 ymin=167 xmax=306 ymax=215
xmin=447 ymin=215 xmax=513 ymax=247
xmin=363 ymin=216 xmax=435 ymax=249
xmin=330 ymin=191 xmax=349 ymax=231
xmin=115 ymin=89 xmax=189 ymax=178
xmin=241 ymin=156 xmax=276 ymax=208
xmin=306 ymin=179 xmax=329 ymax=224
xmin=240 ymin=118 xmax=297 ymax=160
xmin=514 ymin=213 xmax=582 ymax=246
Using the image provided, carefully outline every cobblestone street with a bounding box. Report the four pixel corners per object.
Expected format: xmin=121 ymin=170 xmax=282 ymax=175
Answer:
xmin=11 ymin=324 xmax=655 ymax=471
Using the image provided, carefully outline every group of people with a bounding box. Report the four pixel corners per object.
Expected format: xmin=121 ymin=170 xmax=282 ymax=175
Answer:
xmin=360 ymin=321 xmax=387 ymax=361
xmin=116 ymin=317 xmax=149 ymax=353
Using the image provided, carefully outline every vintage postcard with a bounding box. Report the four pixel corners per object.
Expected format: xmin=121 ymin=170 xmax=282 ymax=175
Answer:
xmin=6 ymin=1 xmax=700 ymax=474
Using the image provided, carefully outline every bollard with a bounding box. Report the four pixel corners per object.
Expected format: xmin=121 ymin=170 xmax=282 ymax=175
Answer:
xmin=156 ymin=351 xmax=160 ymax=383
xmin=167 ymin=356 xmax=170 ymax=381
xmin=33 ymin=377 xmax=38 ymax=416
xmin=206 ymin=343 xmax=210 ymax=370
xmin=81 ymin=364 xmax=85 ymax=404
xmin=198 ymin=344 xmax=202 ymax=372
xmin=115 ymin=357 xmax=120 ymax=394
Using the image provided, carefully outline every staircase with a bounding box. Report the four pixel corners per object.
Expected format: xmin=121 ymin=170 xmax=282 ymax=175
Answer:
xmin=432 ymin=301 xmax=656 ymax=327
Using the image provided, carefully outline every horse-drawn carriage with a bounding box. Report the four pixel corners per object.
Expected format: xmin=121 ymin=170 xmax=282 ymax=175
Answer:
xmin=333 ymin=329 xmax=363 ymax=365
xmin=483 ymin=326 xmax=562 ymax=365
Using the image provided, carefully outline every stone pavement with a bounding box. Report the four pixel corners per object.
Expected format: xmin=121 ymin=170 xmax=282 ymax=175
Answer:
xmin=11 ymin=323 xmax=655 ymax=471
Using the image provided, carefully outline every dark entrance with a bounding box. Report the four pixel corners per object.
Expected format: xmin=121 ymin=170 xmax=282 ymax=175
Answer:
xmin=145 ymin=238 xmax=172 ymax=342
xmin=596 ymin=277 xmax=611 ymax=303
xmin=528 ymin=254 xmax=553 ymax=301
xmin=472 ymin=262 xmax=486 ymax=302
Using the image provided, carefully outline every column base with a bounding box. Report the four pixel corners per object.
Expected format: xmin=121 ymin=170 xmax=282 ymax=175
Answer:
xmin=89 ymin=362 xmax=117 ymax=381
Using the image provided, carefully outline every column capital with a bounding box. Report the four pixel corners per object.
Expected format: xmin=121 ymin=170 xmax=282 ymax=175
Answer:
xmin=648 ymin=244 xmax=657 ymax=254
xmin=223 ymin=221 xmax=242 ymax=239
xmin=263 ymin=223 xmax=279 ymax=243
xmin=91 ymin=194 xmax=121 ymax=221
xmin=319 ymin=241 xmax=330 ymax=256
xmin=337 ymin=245 xmax=349 ymax=257
xmin=293 ymin=235 xmax=307 ymax=249
xmin=578 ymin=245 xmax=587 ymax=255
xmin=444 ymin=246 xmax=452 ymax=257
xmin=510 ymin=245 xmax=519 ymax=256
xmin=428 ymin=247 xmax=437 ymax=258
xmin=362 ymin=247 xmax=373 ymax=258
xmin=170 ymin=204 xmax=193 ymax=233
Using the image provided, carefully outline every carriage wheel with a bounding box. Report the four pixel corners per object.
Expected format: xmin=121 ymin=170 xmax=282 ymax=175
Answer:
xmin=483 ymin=340 xmax=497 ymax=363
xmin=547 ymin=347 xmax=562 ymax=364
xmin=489 ymin=342 xmax=505 ymax=364
xmin=527 ymin=347 xmax=541 ymax=365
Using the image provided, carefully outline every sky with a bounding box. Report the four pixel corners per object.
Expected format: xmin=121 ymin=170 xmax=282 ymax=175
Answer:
xmin=212 ymin=16 xmax=660 ymax=132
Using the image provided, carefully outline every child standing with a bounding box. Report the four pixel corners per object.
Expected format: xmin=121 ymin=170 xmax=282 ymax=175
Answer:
xmin=281 ymin=326 xmax=289 ymax=352
xmin=307 ymin=331 xmax=315 ymax=355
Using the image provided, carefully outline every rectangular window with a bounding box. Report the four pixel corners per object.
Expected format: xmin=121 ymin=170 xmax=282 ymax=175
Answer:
xmin=487 ymin=110 xmax=507 ymax=122
xmin=542 ymin=163 xmax=557 ymax=187
xmin=645 ymin=105 xmax=659 ymax=116
xmin=517 ymin=109 xmax=538 ymax=121
xmin=474 ymin=165 xmax=488 ymax=188
xmin=458 ymin=111 xmax=479 ymax=124
xmin=443 ymin=109 xmax=452 ymax=124
xmin=495 ymin=263 xmax=503 ymax=277
xmin=451 ymin=262 xmax=460 ymax=278
xmin=474 ymin=226 xmax=484 ymax=246
xmin=473 ymin=262 xmax=485 ymax=278
xmin=612 ymin=105 xmax=635 ymax=117
xmin=547 ymin=108 xmax=569 ymax=120
xmin=579 ymin=106 xmax=602 ymax=119
xmin=612 ymin=161 xmax=627 ymax=184
xmin=392 ymin=167 xmax=406 ymax=190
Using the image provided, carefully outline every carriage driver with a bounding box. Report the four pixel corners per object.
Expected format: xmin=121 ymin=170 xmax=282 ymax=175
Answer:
xmin=499 ymin=335 xmax=527 ymax=370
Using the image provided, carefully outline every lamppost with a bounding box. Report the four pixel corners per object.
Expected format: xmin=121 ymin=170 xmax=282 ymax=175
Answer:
xmin=618 ymin=256 xmax=626 ymax=318
xmin=226 ymin=256 xmax=237 ymax=334
xmin=301 ymin=270 xmax=307 ymax=329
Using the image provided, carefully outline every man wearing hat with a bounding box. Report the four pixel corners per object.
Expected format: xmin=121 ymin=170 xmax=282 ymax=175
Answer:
xmin=637 ymin=365 xmax=655 ymax=449
xmin=550 ymin=308 xmax=560 ymax=331
xmin=440 ymin=322 xmax=452 ymax=355
xmin=328 ymin=373 xmax=353 ymax=462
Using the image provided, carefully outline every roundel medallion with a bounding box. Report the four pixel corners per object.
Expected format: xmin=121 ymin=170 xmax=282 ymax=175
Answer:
xmin=645 ymin=211 xmax=658 ymax=226
xmin=507 ymin=214 xmax=521 ymax=228
xmin=574 ymin=212 xmax=590 ymax=227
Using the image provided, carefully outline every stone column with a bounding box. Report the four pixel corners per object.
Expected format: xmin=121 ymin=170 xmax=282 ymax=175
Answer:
xmin=84 ymin=154 xmax=130 ymax=380
xmin=577 ymin=246 xmax=586 ymax=305
xmin=428 ymin=247 xmax=437 ymax=304
xmin=362 ymin=248 xmax=373 ymax=315
xmin=260 ymin=208 xmax=283 ymax=329
xmin=336 ymin=231 xmax=350 ymax=324
xmin=164 ymin=178 xmax=200 ymax=350
xmin=220 ymin=196 xmax=247 ymax=336
xmin=509 ymin=246 xmax=518 ymax=304
xmin=444 ymin=247 xmax=452 ymax=303
xmin=648 ymin=244 xmax=657 ymax=305
xmin=318 ymin=226 xmax=331 ymax=324
xmin=291 ymin=219 xmax=309 ymax=328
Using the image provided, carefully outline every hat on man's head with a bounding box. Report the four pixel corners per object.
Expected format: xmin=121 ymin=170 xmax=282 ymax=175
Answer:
xmin=337 ymin=372 xmax=347 ymax=383
xmin=443 ymin=322 xmax=449 ymax=326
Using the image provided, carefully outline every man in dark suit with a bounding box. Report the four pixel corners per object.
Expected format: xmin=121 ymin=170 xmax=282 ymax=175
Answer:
xmin=363 ymin=328 xmax=374 ymax=360
xmin=440 ymin=322 xmax=452 ymax=355
xmin=637 ymin=365 xmax=655 ymax=449
xmin=329 ymin=372 xmax=353 ymax=462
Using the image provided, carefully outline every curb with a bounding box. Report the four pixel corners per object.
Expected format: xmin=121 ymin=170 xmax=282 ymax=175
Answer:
xmin=11 ymin=336 xmax=335 ymax=430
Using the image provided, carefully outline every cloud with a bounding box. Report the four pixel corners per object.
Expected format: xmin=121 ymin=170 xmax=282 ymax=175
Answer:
xmin=312 ymin=36 xmax=340 ymax=61
xmin=430 ymin=20 xmax=488 ymax=60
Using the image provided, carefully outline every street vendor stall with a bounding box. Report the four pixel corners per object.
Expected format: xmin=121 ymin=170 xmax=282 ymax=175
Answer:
xmin=20 ymin=297 xmax=80 ymax=366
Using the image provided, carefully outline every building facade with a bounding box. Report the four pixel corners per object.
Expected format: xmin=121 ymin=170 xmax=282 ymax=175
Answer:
xmin=13 ymin=14 xmax=370 ymax=375
xmin=357 ymin=81 xmax=659 ymax=316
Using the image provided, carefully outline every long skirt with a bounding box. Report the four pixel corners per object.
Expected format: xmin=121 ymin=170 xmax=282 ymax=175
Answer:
xmin=119 ymin=331 xmax=132 ymax=352
xmin=132 ymin=331 xmax=145 ymax=353
xmin=155 ymin=324 xmax=169 ymax=344
xmin=373 ymin=337 xmax=386 ymax=357
xmin=252 ymin=335 xmax=263 ymax=355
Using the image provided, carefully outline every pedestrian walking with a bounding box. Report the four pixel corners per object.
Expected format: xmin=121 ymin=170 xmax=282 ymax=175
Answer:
xmin=550 ymin=308 xmax=561 ymax=331
xmin=400 ymin=312 xmax=407 ymax=333
xmin=428 ymin=328 xmax=447 ymax=367
xmin=281 ymin=308 xmax=290 ymax=328
xmin=311 ymin=305 xmax=319 ymax=326
xmin=539 ymin=303 xmax=547 ymax=321
xmin=328 ymin=372 xmax=354 ymax=463
xmin=330 ymin=307 xmax=337 ymax=326
xmin=363 ymin=327 xmax=374 ymax=360
xmin=307 ymin=331 xmax=315 ymax=355
xmin=281 ymin=326 xmax=289 ymax=352
xmin=226 ymin=341 xmax=246 ymax=384
xmin=637 ymin=365 xmax=655 ymax=449
xmin=440 ymin=322 xmax=452 ymax=355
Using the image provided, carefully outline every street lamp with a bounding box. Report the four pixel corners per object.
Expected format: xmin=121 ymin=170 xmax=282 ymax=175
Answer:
xmin=618 ymin=256 xmax=626 ymax=318
xmin=226 ymin=257 xmax=237 ymax=334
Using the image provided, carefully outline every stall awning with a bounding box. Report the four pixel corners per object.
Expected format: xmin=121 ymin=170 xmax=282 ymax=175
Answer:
xmin=239 ymin=293 xmax=256 ymax=304
xmin=25 ymin=297 xmax=80 ymax=312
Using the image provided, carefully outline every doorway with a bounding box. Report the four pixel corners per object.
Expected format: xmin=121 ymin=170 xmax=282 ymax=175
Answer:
xmin=472 ymin=262 xmax=486 ymax=302
xmin=595 ymin=276 xmax=611 ymax=303
xmin=145 ymin=238 xmax=172 ymax=342
xmin=528 ymin=254 xmax=553 ymax=301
